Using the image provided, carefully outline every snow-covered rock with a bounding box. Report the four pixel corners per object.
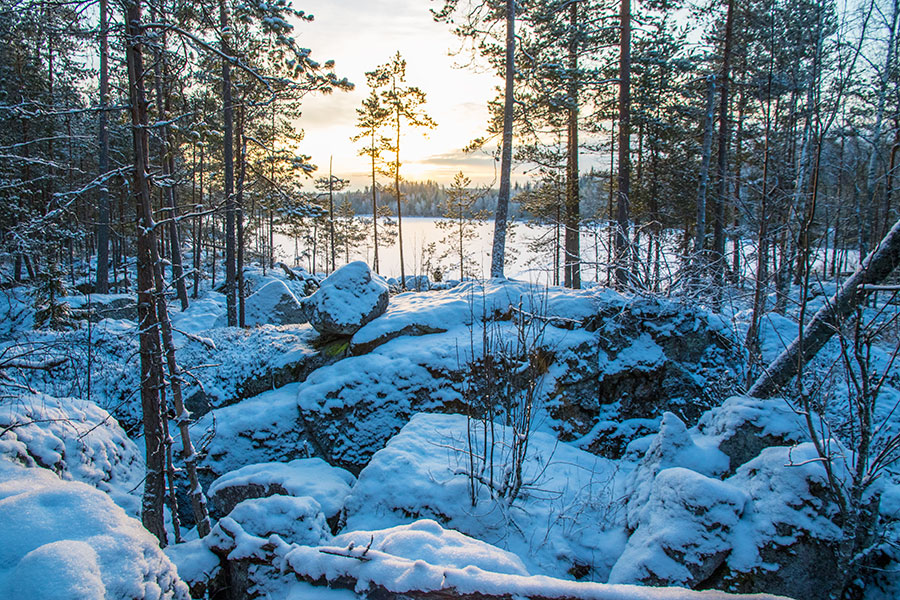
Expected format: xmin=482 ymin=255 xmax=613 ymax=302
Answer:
xmin=164 ymin=539 xmax=222 ymax=600
xmin=696 ymin=395 xmax=811 ymax=474
xmin=242 ymin=279 xmax=309 ymax=327
xmin=609 ymin=467 xmax=747 ymax=588
xmin=207 ymin=458 xmax=354 ymax=522
xmin=550 ymin=297 xmax=741 ymax=458
xmin=624 ymin=412 xmax=729 ymax=529
xmin=334 ymin=519 xmax=529 ymax=575
xmin=306 ymin=261 xmax=389 ymax=336
xmin=0 ymin=393 xmax=144 ymax=515
xmin=211 ymin=495 xmax=330 ymax=548
xmin=710 ymin=443 xmax=848 ymax=599
xmin=0 ymin=459 xmax=189 ymax=600
xmin=195 ymin=383 xmax=312 ymax=480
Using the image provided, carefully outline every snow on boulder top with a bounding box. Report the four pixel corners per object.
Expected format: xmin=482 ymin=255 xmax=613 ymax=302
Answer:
xmin=213 ymin=495 xmax=330 ymax=547
xmin=696 ymin=396 xmax=813 ymax=474
xmin=609 ymin=467 xmax=748 ymax=588
xmin=0 ymin=459 xmax=189 ymax=600
xmin=207 ymin=457 xmax=355 ymax=519
xmin=306 ymin=261 xmax=389 ymax=336
xmin=242 ymin=279 xmax=309 ymax=327
xmin=333 ymin=520 xmax=529 ymax=576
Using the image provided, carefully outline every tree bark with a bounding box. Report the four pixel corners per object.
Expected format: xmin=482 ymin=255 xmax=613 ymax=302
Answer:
xmin=490 ymin=0 xmax=515 ymax=279
xmin=713 ymin=0 xmax=735 ymax=289
xmin=220 ymin=0 xmax=237 ymax=326
xmin=695 ymin=75 xmax=717 ymax=260
xmin=151 ymin=9 xmax=188 ymax=311
xmin=125 ymin=0 xmax=167 ymax=545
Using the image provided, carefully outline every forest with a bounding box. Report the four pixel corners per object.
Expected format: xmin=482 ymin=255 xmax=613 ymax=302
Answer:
xmin=2 ymin=0 xmax=900 ymax=598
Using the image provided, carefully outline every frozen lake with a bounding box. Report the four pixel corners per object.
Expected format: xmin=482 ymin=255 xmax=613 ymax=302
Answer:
xmin=273 ymin=216 xmax=616 ymax=284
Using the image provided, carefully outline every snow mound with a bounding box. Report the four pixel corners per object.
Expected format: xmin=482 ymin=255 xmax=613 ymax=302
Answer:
xmin=164 ymin=539 xmax=221 ymax=600
xmin=342 ymin=412 xmax=627 ymax=580
xmin=207 ymin=457 xmax=354 ymax=519
xmin=625 ymin=412 xmax=729 ymax=529
xmin=713 ymin=443 xmax=847 ymax=598
xmin=333 ymin=519 xmax=529 ymax=576
xmin=0 ymin=393 xmax=143 ymax=514
xmin=307 ymin=261 xmax=389 ymax=336
xmin=609 ymin=467 xmax=747 ymax=587
xmin=242 ymin=279 xmax=309 ymax=326
xmin=0 ymin=459 xmax=188 ymax=600
xmin=283 ymin=541 xmax=789 ymax=600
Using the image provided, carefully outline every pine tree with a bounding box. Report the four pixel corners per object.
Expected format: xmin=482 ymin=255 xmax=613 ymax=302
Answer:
xmin=367 ymin=52 xmax=435 ymax=289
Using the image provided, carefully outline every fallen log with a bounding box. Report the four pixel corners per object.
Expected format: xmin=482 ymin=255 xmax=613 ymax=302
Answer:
xmin=749 ymin=217 xmax=900 ymax=398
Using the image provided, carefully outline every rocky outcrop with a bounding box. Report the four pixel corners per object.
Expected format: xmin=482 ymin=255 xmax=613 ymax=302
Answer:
xmin=306 ymin=262 xmax=389 ymax=336
xmin=550 ymin=296 xmax=741 ymax=457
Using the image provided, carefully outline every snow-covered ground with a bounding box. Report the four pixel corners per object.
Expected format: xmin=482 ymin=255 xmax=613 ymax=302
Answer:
xmin=3 ymin=260 xmax=900 ymax=600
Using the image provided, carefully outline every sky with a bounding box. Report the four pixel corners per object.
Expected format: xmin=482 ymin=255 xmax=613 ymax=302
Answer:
xmin=291 ymin=0 xmax=506 ymax=189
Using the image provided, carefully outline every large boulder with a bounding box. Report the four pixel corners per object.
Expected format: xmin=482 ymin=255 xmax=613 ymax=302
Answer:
xmin=609 ymin=467 xmax=747 ymax=588
xmin=207 ymin=458 xmax=354 ymax=523
xmin=306 ymin=261 xmax=389 ymax=336
xmin=242 ymin=279 xmax=309 ymax=327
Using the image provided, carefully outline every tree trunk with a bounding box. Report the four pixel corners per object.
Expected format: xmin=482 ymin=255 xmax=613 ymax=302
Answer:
xmin=712 ymin=0 xmax=735 ymax=292
xmin=695 ymin=75 xmax=717 ymax=260
xmin=615 ymin=0 xmax=631 ymax=289
xmin=95 ymin=0 xmax=110 ymax=294
xmin=151 ymin=10 xmax=188 ymax=311
xmin=329 ymin=157 xmax=336 ymax=274
xmin=490 ymin=0 xmax=515 ymax=279
xmin=237 ymin=104 xmax=247 ymax=328
xmin=220 ymin=0 xmax=237 ymax=326
xmin=125 ymin=0 xmax=167 ymax=545
xmin=750 ymin=215 xmax=900 ymax=397
xmin=371 ymin=133 xmax=380 ymax=274
xmin=564 ymin=1 xmax=581 ymax=289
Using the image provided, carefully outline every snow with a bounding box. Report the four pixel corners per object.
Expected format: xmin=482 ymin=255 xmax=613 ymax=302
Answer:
xmin=191 ymin=382 xmax=312 ymax=477
xmin=598 ymin=332 xmax=666 ymax=375
xmin=351 ymin=278 xmax=600 ymax=350
xmin=223 ymin=495 xmax=331 ymax=545
xmin=208 ymin=457 xmax=355 ymax=519
xmin=306 ymin=261 xmax=389 ymax=335
xmin=163 ymin=539 xmax=220 ymax=595
xmin=282 ymin=542 xmax=788 ymax=600
xmin=610 ymin=468 xmax=748 ymax=586
xmin=0 ymin=458 xmax=188 ymax=599
xmin=0 ymin=392 xmax=144 ymax=515
xmin=625 ymin=412 xmax=729 ymax=529
xmin=341 ymin=412 xmax=628 ymax=579
xmin=332 ymin=519 xmax=529 ymax=575
xmin=725 ymin=443 xmax=845 ymax=572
